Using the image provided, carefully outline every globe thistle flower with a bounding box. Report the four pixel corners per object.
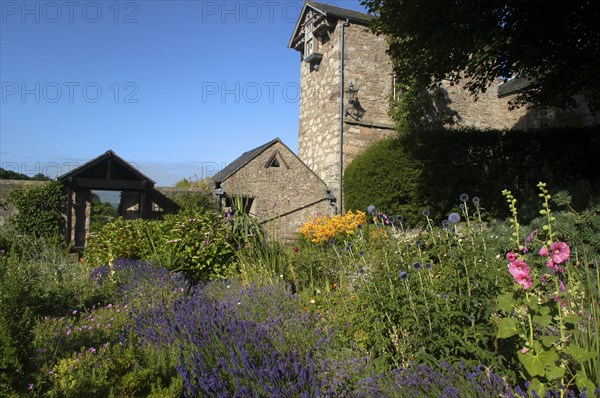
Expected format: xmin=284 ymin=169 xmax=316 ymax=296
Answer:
xmin=423 ymin=210 xmax=430 ymax=217
xmin=399 ymin=271 xmax=408 ymax=280
xmin=412 ymin=261 xmax=422 ymax=270
xmin=442 ymin=220 xmax=449 ymax=229
xmin=460 ymin=193 xmax=469 ymax=202
xmin=425 ymin=262 xmax=432 ymax=270
xmin=396 ymin=215 xmax=404 ymax=222
xmin=472 ymin=197 xmax=480 ymax=207
xmin=415 ymin=240 xmax=422 ymax=247
xmin=448 ymin=212 xmax=461 ymax=224
xmin=367 ymin=205 xmax=376 ymax=215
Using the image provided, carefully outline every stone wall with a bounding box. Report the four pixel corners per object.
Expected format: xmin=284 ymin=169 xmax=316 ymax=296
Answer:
xmin=442 ymin=80 xmax=600 ymax=130
xmin=220 ymin=141 xmax=333 ymax=240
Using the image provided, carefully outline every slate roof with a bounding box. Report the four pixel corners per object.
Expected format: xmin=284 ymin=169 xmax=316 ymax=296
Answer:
xmin=288 ymin=1 xmax=374 ymax=49
xmin=305 ymin=1 xmax=373 ymax=24
xmin=212 ymin=138 xmax=281 ymax=183
xmin=58 ymin=150 xmax=155 ymax=186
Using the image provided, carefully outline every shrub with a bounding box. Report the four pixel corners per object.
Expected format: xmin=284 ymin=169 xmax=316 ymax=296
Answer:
xmin=343 ymin=137 xmax=423 ymax=226
xmin=7 ymin=181 xmax=64 ymax=241
xmin=84 ymin=211 xmax=235 ymax=283
xmin=299 ymin=210 xmax=367 ymax=244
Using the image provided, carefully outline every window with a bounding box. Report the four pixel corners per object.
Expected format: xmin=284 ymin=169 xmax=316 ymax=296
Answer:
xmin=303 ymin=12 xmax=322 ymax=64
xmin=268 ymin=157 xmax=280 ymax=168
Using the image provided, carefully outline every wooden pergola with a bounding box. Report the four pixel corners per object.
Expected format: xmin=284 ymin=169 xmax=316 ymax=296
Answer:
xmin=58 ymin=150 xmax=177 ymax=249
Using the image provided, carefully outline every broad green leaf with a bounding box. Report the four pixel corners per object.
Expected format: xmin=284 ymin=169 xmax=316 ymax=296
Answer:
xmin=526 ymin=297 xmax=540 ymax=311
xmin=518 ymin=343 xmax=559 ymax=377
xmin=564 ymin=313 xmax=581 ymax=325
xmin=497 ymin=292 xmax=516 ymax=312
xmin=545 ymin=364 xmax=565 ymax=380
xmin=519 ymin=351 xmax=545 ymax=377
xmin=540 ymin=335 xmax=558 ymax=348
xmin=575 ymin=371 xmax=597 ymax=394
xmin=533 ymin=314 xmax=553 ymax=327
xmin=497 ymin=317 xmax=519 ymax=338
xmin=529 ymin=378 xmax=547 ymax=398
xmin=537 ymin=304 xmax=551 ymax=315
xmin=563 ymin=345 xmax=596 ymax=363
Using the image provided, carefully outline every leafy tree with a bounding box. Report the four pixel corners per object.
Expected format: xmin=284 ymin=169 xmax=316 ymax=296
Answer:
xmin=89 ymin=193 xmax=118 ymax=232
xmin=0 ymin=168 xmax=30 ymax=180
xmin=362 ymin=0 xmax=600 ymax=111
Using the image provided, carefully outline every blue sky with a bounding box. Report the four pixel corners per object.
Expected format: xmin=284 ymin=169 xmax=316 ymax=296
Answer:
xmin=0 ymin=0 xmax=368 ymax=186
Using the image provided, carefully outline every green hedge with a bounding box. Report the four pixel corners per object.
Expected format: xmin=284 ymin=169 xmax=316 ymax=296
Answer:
xmin=344 ymin=126 xmax=600 ymax=225
xmin=343 ymin=137 xmax=423 ymax=225
xmin=8 ymin=181 xmax=64 ymax=240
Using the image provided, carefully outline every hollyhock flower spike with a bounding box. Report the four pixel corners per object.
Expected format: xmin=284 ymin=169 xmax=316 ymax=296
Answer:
xmin=549 ymin=241 xmax=570 ymax=264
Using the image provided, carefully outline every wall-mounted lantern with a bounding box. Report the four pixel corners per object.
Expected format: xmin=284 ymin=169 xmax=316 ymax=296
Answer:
xmin=345 ymin=83 xmax=366 ymax=120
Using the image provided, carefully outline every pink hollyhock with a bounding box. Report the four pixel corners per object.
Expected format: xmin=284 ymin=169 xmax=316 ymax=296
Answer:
xmin=509 ymin=259 xmax=530 ymax=278
xmin=549 ymin=241 xmax=570 ymax=264
xmin=506 ymin=252 xmax=517 ymax=262
xmin=539 ymin=246 xmax=549 ymax=257
xmin=513 ymin=270 xmax=533 ymax=289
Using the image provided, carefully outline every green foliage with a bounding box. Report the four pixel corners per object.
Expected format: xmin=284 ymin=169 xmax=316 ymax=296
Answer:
xmin=25 ymin=261 xmax=186 ymax=397
xmin=343 ymin=136 xmax=423 ymax=226
xmin=389 ymin=82 xmax=457 ymax=133
xmin=0 ymin=246 xmax=110 ymax=395
xmin=344 ymin=126 xmax=600 ymax=226
xmin=8 ymin=181 xmax=65 ymax=241
xmin=362 ymin=0 xmax=600 ymax=111
xmin=0 ymin=168 xmax=50 ymax=180
xmin=83 ymin=217 xmax=153 ymax=265
xmin=169 ymin=178 xmax=217 ymax=214
xmin=89 ymin=193 xmax=118 ymax=232
xmin=290 ymin=196 xmax=517 ymax=375
xmin=172 ymin=191 xmax=216 ymax=214
xmin=84 ymin=211 xmax=235 ymax=283
xmin=496 ymin=184 xmax=599 ymax=394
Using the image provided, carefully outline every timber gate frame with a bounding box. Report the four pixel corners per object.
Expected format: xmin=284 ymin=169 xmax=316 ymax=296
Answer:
xmin=58 ymin=150 xmax=177 ymax=249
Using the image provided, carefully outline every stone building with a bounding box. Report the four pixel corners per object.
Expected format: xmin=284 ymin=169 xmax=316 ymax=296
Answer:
xmin=212 ymin=138 xmax=334 ymax=241
xmin=289 ymin=1 xmax=599 ymax=211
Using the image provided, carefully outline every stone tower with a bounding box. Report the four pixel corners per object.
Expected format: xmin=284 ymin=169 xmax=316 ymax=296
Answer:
xmin=288 ymin=1 xmax=395 ymax=212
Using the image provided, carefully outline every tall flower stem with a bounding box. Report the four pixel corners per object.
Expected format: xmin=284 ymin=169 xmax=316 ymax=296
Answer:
xmin=403 ymin=279 xmax=420 ymax=329
xmin=417 ymin=271 xmax=432 ymax=332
